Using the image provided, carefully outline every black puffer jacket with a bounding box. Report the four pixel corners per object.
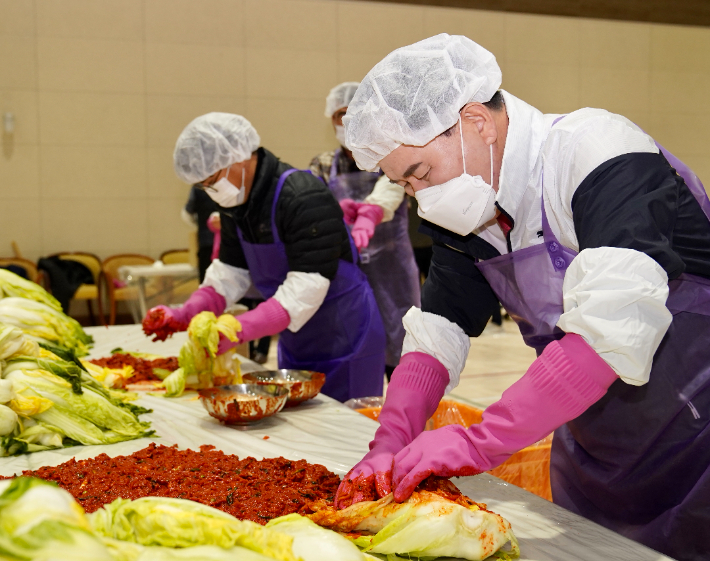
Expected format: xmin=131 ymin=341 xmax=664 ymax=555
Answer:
xmin=219 ymin=148 xmax=353 ymax=280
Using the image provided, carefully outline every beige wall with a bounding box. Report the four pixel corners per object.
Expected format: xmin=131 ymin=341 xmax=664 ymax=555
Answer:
xmin=2 ymin=0 xmax=709 ymax=262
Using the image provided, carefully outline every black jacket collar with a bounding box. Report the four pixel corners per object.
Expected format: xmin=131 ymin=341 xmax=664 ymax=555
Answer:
xmin=419 ymin=220 xmax=501 ymax=261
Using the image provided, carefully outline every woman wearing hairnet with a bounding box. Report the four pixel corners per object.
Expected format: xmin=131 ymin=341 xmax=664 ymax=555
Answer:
xmin=311 ymin=82 xmax=421 ymax=379
xmin=335 ymin=34 xmax=710 ymax=560
xmin=142 ymin=113 xmax=385 ymax=402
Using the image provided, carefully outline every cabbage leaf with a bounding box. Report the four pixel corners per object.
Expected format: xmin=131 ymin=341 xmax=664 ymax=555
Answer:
xmin=89 ymin=496 xmax=298 ymax=561
xmin=308 ymin=487 xmax=519 ymax=561
xmin=0 ymin=269 xmax=62 ymax=311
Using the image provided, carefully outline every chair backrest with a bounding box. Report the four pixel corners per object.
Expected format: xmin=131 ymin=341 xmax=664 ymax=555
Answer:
xmin=0 ymin=257 xmax=40 ymax=283
xmin=160 ymin=249 xmax=190 ymax=265
xmin=102 ymin=254 xmax=155 ymax=282
xmin=48 ymin=252 xmax=102 ymax=283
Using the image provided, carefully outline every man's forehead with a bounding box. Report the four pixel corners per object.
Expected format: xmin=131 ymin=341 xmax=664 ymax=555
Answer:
xmin=380 ymin=146 xmax=425 ymax=180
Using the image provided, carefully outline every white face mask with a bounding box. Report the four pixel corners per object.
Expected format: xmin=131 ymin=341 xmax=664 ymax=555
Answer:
xmin=206 ymin=165 xmax=246 ymax=208
xmin=334 ymin=124 xmax=347 ymax=147
xmin=414 ymin=117 xmax=497 ymax=236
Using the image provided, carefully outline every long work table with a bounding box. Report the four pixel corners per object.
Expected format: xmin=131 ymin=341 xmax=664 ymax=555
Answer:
xmin=0 ymin=325 xmax=674 ymax=561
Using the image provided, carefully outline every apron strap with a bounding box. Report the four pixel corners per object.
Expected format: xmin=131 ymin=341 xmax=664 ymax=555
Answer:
xmin=325 ymin=149 xmax=362 ymax=263
xmin=270 ymin=168 xmax=302 ymax=245
xmin=655 ymin=141 xmax=710 ymax=223
xmin=540 ymin=115 xmax=570 ymax=272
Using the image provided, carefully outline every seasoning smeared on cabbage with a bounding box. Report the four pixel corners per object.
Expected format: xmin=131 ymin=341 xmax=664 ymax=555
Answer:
xmin=308 ymin=478 xmax=519 ymax=561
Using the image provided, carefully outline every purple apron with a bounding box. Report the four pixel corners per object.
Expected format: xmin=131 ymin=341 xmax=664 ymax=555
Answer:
xmin=237 ymin=169 xmax=386 ymax=402
xmin=328 ymin=150 xmax=421 ymax=367
xmin=477 ymin=131 xmax=710 ymax=560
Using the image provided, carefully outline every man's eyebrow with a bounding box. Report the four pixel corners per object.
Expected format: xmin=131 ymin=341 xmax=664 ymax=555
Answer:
xmin=402 ymin=162 xmax=423 ymax=179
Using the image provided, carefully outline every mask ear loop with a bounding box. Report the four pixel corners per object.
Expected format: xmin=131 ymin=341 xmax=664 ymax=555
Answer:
xmin=458 ymin=114 xmax=467 ymax=175
xmin=459 ymin=113 xmax=495 ymax=186
xmin=489 ymin=144 xmax=494 ymax=187
xmin=222 ymin=163 xmax=232 ymax=187
xmin=241 ymin=165 xmax=246 ymax=189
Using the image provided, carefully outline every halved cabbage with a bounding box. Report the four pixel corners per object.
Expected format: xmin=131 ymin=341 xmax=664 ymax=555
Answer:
xmin=308 ymin=479 xmax=519 ymax=561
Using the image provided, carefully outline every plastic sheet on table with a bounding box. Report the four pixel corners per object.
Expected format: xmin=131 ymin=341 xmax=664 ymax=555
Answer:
xmin=345 ymin=397 xmax=553 ymax=501
xmin=344 ymin=396 xmax=385 ymax=422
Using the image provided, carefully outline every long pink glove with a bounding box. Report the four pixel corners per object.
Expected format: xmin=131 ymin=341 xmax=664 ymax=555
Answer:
xmin=335 ymin=352 xmax=449 ymax=509
xmin=351 ymin=204 xmax=384 ymax=250
xmin=390 ymin=333 xmax=619 ymax=502
xmin=142 ymin=286 xmax=226 ymax=341
xmin=339 ymin=198 xmax=360 ymax=225
xmin=207 ymin=213 xmax=221 ymax=261
xmin=217 ymin=298 xmax=290 ymax=355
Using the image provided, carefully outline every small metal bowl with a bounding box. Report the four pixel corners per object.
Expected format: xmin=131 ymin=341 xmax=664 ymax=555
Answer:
xmin=242 ymin=369 xmax=326 ymax=406
xmin=198 ymin=383 xmax=289 ymax=426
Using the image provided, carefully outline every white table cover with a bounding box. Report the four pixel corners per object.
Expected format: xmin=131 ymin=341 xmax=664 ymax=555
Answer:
xmin=0 ymin=325 xmax=673 ymax=561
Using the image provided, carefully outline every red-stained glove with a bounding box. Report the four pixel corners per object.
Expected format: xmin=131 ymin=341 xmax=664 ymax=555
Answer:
xmin=339 ymin=198 xmax=360 ymax=225
xmin=142 ymin=286 xmax=225 ymax=342
xmin=216 ymin=298 xmax=291 ymax=355
xmin=390 ymin=334 xmax=619 ymax=502
xmin=335 ymin=352 xmax=449 ymax=509
xmin=351 ymin=204 xmax=384 ymax=251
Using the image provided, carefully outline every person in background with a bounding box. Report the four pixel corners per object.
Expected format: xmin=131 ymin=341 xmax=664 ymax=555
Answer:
xmin=336 ymin=34 xmax=710 ymax=560
xmin=182 ymin=186 xmax=219 ymax=282
xmin=143 ymin=113 xmax=385 ymax=401
xmin=311 ymin=82 xmax=421 ymax=379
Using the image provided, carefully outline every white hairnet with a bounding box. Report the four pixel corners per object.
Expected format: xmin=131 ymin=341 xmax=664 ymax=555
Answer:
xmin=173 ymin=113 xmax=261 ymax=184
xmin=344 ymin=34 xmax=502 ymax=171
xmin=324 ymin=82 xmax=361 ymax=118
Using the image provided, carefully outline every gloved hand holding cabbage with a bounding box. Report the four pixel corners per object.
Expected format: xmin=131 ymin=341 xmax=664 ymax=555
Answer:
xmin=162 ymin=311 xmax=242 ymax=397
xmin=0 ymin=475 xmax=517 ymax=561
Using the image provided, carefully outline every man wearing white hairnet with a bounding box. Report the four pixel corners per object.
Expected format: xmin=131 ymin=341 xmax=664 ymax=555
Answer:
xmin=335 ymin=34 xmax=710 ymax=560
xmin=311 ymin=82 xmax=421 ymax=380
xmin=143 ymin=113 xmax=386 ymax=402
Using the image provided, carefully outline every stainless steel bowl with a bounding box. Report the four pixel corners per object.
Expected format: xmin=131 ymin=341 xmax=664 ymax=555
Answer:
xmin=242 ymin=369 xmax=326 ymax=406
xmin=197 ymin=383 xmax=289 ymax=426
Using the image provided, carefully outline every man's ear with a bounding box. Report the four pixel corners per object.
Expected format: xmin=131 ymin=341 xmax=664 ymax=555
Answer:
xmin=460 ymin=102 xmax=497 ymax=145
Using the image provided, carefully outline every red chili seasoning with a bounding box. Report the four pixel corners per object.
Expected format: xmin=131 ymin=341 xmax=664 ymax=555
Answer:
xmin=89 ymin=354 xmax=179 ymax=384
xmin=4 ymin=444 xmax=340 ymax=525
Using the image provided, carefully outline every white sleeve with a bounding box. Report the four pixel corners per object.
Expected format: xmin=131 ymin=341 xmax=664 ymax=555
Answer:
xmin=401 ymin=307 xmax=470 ymax=394
xmin=273 ymin=272 xmax=330 ymax=332
xmin=201 ymin=259 xmax=251 ymax=308
xmin=364 ymin=175 xmax=405 ymax=223
xmin=180 ymin=208 xmax=197 ymax=229
xmin=543 ymin=109 xmax=659 ymax=250
xmin=557 ymin=247 xmax=672 ymax=386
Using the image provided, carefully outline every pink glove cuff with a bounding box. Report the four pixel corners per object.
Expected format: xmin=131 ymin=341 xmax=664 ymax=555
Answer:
xmin=529 ymin=333 xmax=618 ymax=419
xmin=356 ymin=203 xmax=384 ymax=225
xmin=177 ymin=285 xmax=226 ymax=324
xmin=210 ymin=232 xmax=221 ymax=261
xmin=391 ymin=352 xmax=449 ymax=415
xmin=237 ymin=298 xmax=290 ymax=343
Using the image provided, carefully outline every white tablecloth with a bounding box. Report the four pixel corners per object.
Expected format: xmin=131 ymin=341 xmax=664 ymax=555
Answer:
xmin=0 ymin=325 xmax=673 ymax=561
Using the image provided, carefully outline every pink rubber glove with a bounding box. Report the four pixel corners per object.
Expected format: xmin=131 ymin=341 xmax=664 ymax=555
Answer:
xmin=335 ymin=352 xmax=449 ymax=509
xmin=391 ymin=333 xmax=619 ymax=502
xmin=142 ymin=286 xmax=225 ymax=342
xmin=210 ymin=231 xmax=221 ymax=261
xmin=339 ymin=198 xmax=360 ymax=225
xmin=351 ymin=204 xmax=384 ymax=250
xmin=216 ymin=298 xmax=290 ymax=355
xmin=207 ymin=212 xmax=221 ymax=261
